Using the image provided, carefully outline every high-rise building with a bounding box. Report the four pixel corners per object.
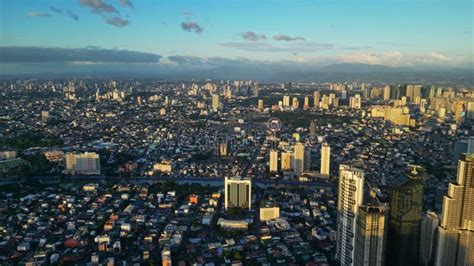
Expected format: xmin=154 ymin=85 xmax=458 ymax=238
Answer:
xmin=269 ymin=149 xmax=278 ymax=173
xmin=435 ymin=154 xmax=474 ymax=266
xmin=320 ymin=142 xmax=330 ymax=176
xmin=321 ymin=95 xmax=330 ymax=109
xmin=406 ymin=84 xmax=415 ymax=100
xmin=292 ymin=97 xmax=299 ymax=109
xmin=383 ymin=85 xmax=391 ymax=101
xmin=253 ymin=82 xmax=259 ymax=97
xmin=283 ymin=95 xmax=290 ymax=107
xmin=281 ymin=151 xmax=293 ymax=171
xmin=350 ymin=94 xmax=362 ymax=109
xmin=387 ymin=165 xmax=425 ymax=266
xmin=224 ymin=177 xmax=252 ymax=210
xmin=419 ymin=211 xmax=439 ymax=266
xmin=314 ymin=91 xmax=320 ymax=108
xmin=336 ymin=165 xmax=365 ymax=265
xmin=258 ymin=99 xmax=264 ymax=110
xmin=303 ymin=96 xmax=310 ymax=110
xmin=219 ymin=141 xmax=229 ymax=156
xmin=309 ymin=121 xmax=317 ymax=138
xmin=354 ymin=200 xmax=388 ymax=266
xmin=293 ymin=142 xmax=305 ymax=174
xmin=211 ymin=94 xmax=220 ymax=111
xmin=65 ymin=152 xmax=101 ymax=175
xmin=161 ymin=247 xmax=172 ymax=266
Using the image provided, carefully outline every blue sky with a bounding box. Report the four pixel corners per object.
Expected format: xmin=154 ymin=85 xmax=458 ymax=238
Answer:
xmin=0 ymin=0 xmax=472 ymax=74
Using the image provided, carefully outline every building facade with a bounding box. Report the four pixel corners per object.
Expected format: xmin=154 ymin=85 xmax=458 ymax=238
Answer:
xmin=435 ymin=154 xmax=474 ymax=266
xmin=336 ymin=165 xmax=365 ymax=265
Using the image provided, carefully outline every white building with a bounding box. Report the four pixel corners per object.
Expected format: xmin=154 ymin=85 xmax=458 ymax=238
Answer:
xmin=336 ymin=165 xmax=365 ymax=265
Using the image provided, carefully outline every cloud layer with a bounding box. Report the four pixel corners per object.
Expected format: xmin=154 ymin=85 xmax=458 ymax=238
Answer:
xmin=273 ymin=34 xmax=305 ymax=41
xmin=241 ymin=31 xmax=266 ymax=41
xmin=0 ymin=46 xmax=161 ymax=63
xmin=181 ymin=22 xmax=203 ymax=34
xmin=79 ymin=0 xmax=117 ymax=14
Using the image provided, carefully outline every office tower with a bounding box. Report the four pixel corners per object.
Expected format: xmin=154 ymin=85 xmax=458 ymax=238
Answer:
xmin=281 ymin=151 xmax=293 ymax=171
xmin=363 ymin=87 xmax=370 ymax=99
xmin=314 ymin=91 xmax=320 ymax=108
xmin=383 ymin=85 xmax=391 ymax=100
xmin=336 ymin=165 xmax=365 ymax=265
xmin=293 ymin=142 xmax=305 ymax=174
xmin=321 ymin=95 xmax=330 ymax=109
xmin=224 ymin=177 xmax=252 ymax=210
xmin=354 ymin=200 xmax=388 ymax=266
xmin=413 ymin=85 xmax=422 ymax=100
xmin=304 ymin=150 xmax=311 ymax=172
xmin=258 ymin=99 xmax=264 ymax=110
xmin=65 ymin=152 xmax=101 ymax=175
xmin=309 ymin=121 xmax=317 ymax=138
xmin=435 ymin=154 xmax=474 ymax=266
xmin=387 ymin=165 xmax=425 ymax=266
xmin=406 ymin=84 xmax=414 ymax=100
xmin=211 ymin=94 xmax=220 ymax=111
xmin=467 ymin=101 xmax=474 ymax=120
xmin=253 ymin=82 xmax=259 ymax=97
xmin=283 ymin=95 xmax=290 ymax=107
xmin=350 ymin=94 xmax=362 ymax=109
xmin=320 ymin=142 xmax=330 ymax=176
xmin=419 ymin=211 xmax=439 ymax=266
xmin=269 ymin=149 xmax=278 ymax=173
xmin=341 ymin=90 xmax=347 ymax=100
xmin=420 ymin=99 xmax=427 ymax=113
xmin=292 ymin=97 xmax=299 ymax=109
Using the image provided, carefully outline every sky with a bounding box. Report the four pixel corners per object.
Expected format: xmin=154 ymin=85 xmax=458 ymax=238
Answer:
xmin=0 ymin=0 xmax=473 ymax=75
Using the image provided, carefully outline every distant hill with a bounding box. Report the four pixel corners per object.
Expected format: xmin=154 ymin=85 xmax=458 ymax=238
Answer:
xmin=317 ymin=63 xmax=402 ymax=73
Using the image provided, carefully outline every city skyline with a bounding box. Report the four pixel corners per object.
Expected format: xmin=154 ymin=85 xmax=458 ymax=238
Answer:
xmin=0 ymin=0 xmax=473 ymax=76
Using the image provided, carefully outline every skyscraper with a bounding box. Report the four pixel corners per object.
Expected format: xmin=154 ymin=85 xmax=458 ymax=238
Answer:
xmin=292 ymin=97 xmax=299 ymax=109
xmin=293 ymin=142 xmax=305 ymax=174
xmin=224 ymin=177 xmax=252 ymax=210
xmin=281 ymin=151 xmax=293 ymax=171
xmin=387 ymin=165 xmax=425 ymax=266
xmin=435 ymin=154 xmax=474 ymax=266
xmin=336 ymin=165 xmax=365 ymax=265
xmin=354 ymin=200 xmax=388 ymax=266
xmin=350 ymin=94 xmax=362 ymax=109
xmin=309 ymin=121 xmax=317 ymax=138
xmin=258 ymin=99 xmax=264 ymax=110
xmin=283 ymin=95 xmax=290 ymax=107
xmin=320 ymin=142 xmax=330 ymax=176
xmin=314 ymin=91 xmax=320 ymax=108
xmin=211 ymin=94 xmax=220 ymax=111
xmin=419 ymin=211 xmax=439 ymax=266
xmin=269 ymin=149 xmax=278 ymax=173
xmin=303 ymin=96 xmax=310 ymax=110
xmin=383 ymin=85 xmax=391 ymax=101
